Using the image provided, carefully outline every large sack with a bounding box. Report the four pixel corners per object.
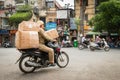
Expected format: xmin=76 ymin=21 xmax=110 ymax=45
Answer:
xmin=45 ymin=29 xmax=59 ymax=39
xmin=18 ymin=21 xmax=40 ymax=31
xmin=15 ymin=31 xmax=39 ymax=49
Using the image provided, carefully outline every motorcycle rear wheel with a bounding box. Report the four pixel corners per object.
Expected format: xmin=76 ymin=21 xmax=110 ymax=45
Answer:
xmin=19 ymin=55 xmax=36 ymax=73
xmin=90 ymin=46 xmax=95 ymax=51
xmin=56 ymin=51 xmax=69 ymax=68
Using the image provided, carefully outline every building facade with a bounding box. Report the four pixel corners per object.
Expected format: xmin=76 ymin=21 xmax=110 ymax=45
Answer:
xmin=0 ymin=0 xmax=101 ymax=47
xmin=0 ymin=0 xmax=16 ymax=47
xmin=0 ymin=0 xmax=64 ymax=47
xmin=75 ymin=0 xmax=96 ymax=35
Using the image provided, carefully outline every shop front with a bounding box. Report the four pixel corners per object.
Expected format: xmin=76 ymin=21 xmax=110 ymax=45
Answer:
xmin=0 ymin=29 xmax=9 ymax=47
xmin=9 ymin=30 xmax=17 ymax=47
xmin=70 ymin=18 xmax=77 ymax=43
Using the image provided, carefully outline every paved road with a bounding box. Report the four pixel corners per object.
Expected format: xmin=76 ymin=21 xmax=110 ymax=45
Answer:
xmin=0 ymin=48 xmax=120 ymax=80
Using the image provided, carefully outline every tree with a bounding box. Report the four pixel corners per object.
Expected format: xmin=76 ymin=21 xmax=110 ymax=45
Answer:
xmin=74 ymin=18 xmax=81 ymax=35
xmin=89 ymin=0 xmax=120 ymax=34
xmin=9 ymin=5 xmax=32 ymax=27
xmin=9 ymin=12 xmax=32 ymax=27
xmin=74 ymin=18 xmax=80 ymax=30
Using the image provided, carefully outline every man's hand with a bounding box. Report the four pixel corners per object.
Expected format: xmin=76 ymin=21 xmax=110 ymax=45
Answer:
xmin=53 ymin=39 xmax=57 ymax=42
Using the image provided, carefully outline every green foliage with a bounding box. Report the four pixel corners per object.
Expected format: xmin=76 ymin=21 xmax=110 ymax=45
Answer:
xmin=74 ymin=18 xmax=81 ymax=31
xmin=89 ymin=0 xmax=120 ymax=34
xmin=88 ymin=17 xmax=94 ymax=27
xmin=9 ymin=5 xmax=33 ymax=27
xmin=9 ymin=11 xmax=32 ymax=27
xmin=17 ymin=5 xmax=32 ymax=12
xmin=74 ymin=18 xmax=80 ymax=26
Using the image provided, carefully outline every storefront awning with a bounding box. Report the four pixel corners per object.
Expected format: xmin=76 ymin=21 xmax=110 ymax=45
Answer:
xmin=0 ymin=30 xmax=9 ymax=34
xmin=86 ymin=31 xmax=101 ymax=35
xmin=84 ymin=25 xmax=91 ymax=30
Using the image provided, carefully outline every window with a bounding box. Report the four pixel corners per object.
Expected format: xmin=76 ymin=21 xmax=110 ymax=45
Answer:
xmin=16 ymin=0 xmax=24 ymax=4
xmin=0 ymin=1 xmax=4 ymax=10
xmin=31 ymin=1 xmax=35 ymax=5
xmin=83 ymin=0 xmax=88 ymax=6
xmin=46 ymin=2 xmax=55 ymax=8
xmin=85 ymin=0 xmax=88 ymax=6
xmin=0 ymin=6 xmax=4 ymax=10
xmin=85 ymin=14 xmax=88 ymax=21
xmin=3 ymin=18 xmax=9 ymax=25
xmin=25 ymin=0 xmax=28 ymax=4
xmin=95 ymin=0 xmax=100 ymax=7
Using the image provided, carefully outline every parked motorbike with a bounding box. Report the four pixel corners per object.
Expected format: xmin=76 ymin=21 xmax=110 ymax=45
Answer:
xmin=2 ymin=41 xmax=12 ymax=48
xmin=16 ymin=41 xmax=69 ymax=73
xmin=61 ymin=39 xmax=73 ymax=48
xmin=61 ymin=35 xmax=73 ymax=48
xmin=89 ymin=39 xmax=110 ymax=51
xmin=78 ymin=40 xmax=90 ymax=50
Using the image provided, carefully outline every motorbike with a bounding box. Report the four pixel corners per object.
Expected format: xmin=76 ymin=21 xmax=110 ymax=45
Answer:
xmin=16 ymin=41 xmax=69 ymax=73
xmin=61 ymin=39 xmax=73 ymax=48
xmin=61 ymin=35 xmax=73 ymax=48
xmin=2 ymin=41 xmax=12 ymax=48
xmin=78 ymin=40 xmax=90 ymax=50
xmin=89 ymin=39 xmax=110 ymax=51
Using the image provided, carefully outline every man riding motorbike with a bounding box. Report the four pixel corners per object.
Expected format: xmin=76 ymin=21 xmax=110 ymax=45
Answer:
xmin=37 ymin=20 xmax=56 ymax=66
xmin=95 ymin=36 xmax=102 ymax=48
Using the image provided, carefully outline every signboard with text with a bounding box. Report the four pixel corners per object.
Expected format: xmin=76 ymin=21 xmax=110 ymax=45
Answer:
xmin=45 ymin=22 xmax=57 ymax=30
xmin=57 ymin=10 xmax=68 ymax=19
xmin=0 ymin=30 xmax=9 ymax=34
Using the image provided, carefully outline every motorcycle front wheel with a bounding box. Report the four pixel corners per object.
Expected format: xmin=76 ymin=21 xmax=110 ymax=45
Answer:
xmin=19 ymin=55 xmax=36 ymax=73
xmin=78 ymin=44 xmax=84 ymax=50
xmin=56 ymin=51 xmax=69 ymax=68
xmin=104 ymin=47 xmax=110 ymax=52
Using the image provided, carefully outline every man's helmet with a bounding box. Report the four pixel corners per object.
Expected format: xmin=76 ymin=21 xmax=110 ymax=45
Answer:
xmin=37 ymin=20 xmax=44 ymax=26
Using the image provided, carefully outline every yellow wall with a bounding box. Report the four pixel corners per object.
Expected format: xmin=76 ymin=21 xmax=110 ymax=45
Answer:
xmin=37 ymin=0 xmax=57 ymax=23
xmin=85 ymin=0 xmax=95 ymax=20
xmin=75 ymin=0 xmax=95 ymax=31
xmin=75 ymin=0 xmax=95 ymax=20
xmin=75 ymin=0 xmax=80 ymax=18
xmin=46 ymin=8 xmax=57 ymax=23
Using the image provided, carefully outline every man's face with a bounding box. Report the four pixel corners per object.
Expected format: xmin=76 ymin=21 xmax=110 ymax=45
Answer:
xmin=40 ymin=24 xmax=44 ymax=29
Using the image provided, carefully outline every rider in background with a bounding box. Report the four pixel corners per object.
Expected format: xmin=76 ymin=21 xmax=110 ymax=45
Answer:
xmin=114 ymin=36 xmax=120 ymax=47
xmin=95 ymin=36 xmax=102 ymax=47
xmin=82 ymin=36 xmax=86 ymax=44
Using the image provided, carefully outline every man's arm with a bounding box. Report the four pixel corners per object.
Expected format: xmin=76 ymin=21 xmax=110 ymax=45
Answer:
xmin=38 ymin=28 xmax=53 ymax=41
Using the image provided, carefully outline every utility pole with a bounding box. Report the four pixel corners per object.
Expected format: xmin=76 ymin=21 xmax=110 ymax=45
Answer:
xmin=80 ymin=0 xmax=86 ymax=36
xmin=65 ymin=3 xmax=70 ymax=27
xmin=79 ymin=0 xmax=86 ymax=43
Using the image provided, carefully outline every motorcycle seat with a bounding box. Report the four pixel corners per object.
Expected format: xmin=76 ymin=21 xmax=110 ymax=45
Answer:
xmin=18 ymin=48 xmax=39 ymax=53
